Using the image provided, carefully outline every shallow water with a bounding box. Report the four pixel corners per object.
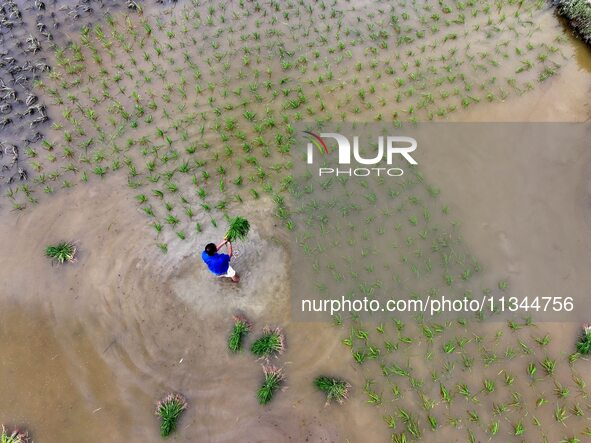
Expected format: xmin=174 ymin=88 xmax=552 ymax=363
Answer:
xmin=0 ymin=175 xmax=378 ymax=442
xmin=0 ymin=0 xmax=590 ymax=442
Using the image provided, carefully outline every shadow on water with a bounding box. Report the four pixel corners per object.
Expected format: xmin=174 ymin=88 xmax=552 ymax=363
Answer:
xmin=555 ymin=13 xmax=591 ymax=73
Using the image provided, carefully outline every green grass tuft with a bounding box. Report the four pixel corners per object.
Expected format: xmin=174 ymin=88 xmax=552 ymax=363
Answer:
xmin=155 ymin=392 xmax=188 ymax=438
xmin=251 ymin=327 xmax=285 ymax=358
xmin=225 ymin=216 xmax=250 ymax=242
xmin=228 ymin=315 xmax=251 ymax=352
xmin=314 ymin=376 xmax=351 ymax=405
xmin=257 ymin=365 xmax=285 ymax=405
xmin=44 ymin=241 xmax=77 ymax=264
xmin=554 ymin=0 xmax=591 ymax=43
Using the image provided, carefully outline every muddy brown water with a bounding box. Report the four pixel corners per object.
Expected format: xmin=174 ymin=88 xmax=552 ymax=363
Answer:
xmin=0 ymin=2 xmax=591 ymax=443
xmin=0 ymin=174 xmax=381 ymax=442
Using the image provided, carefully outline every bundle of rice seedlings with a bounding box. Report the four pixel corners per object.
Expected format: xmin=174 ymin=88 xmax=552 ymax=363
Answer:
xmin=225 ymin=216 xmax=250 ymax=242
xmin=251 ymin=326 xmax=285 ymax=358
xmin=0 ymin=426 xmax=29 ymax=443
xmin=576 ymin=323 xmax=591 ymax=354
xmin=155 ymin=392 xmax=188 ymax=437
xmin=228 ymin=315 xmax=252 ymax=353
xmin=257 ymin=365 xmax=285 ymax=405
xmin=44 ymin=241 xmax=77 ymax=264
xmin=314 ymin=376 xmax=351 ymax=405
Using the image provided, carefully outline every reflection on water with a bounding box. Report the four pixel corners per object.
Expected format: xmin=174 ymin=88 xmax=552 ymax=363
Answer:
xmin=555 ymin=13 xmax=591 ymax=74
xmin=572 ymin=35 xmax=591 ymax=73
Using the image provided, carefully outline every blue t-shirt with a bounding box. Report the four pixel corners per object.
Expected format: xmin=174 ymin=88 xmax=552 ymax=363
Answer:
xmin=202 ymin=251 xmax=230 ymax=275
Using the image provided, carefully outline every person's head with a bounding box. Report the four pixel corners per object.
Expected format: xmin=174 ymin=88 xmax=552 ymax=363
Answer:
xmin=204 ymin=243 xmax=217 ymax=256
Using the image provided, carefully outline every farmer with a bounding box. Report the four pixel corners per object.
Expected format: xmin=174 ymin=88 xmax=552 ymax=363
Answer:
xmin=202 ymin=238 xmax=240 ymax=282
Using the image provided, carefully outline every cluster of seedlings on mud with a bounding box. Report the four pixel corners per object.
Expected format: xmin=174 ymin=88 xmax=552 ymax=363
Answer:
xmin=576 ymin=323 xmax=591 ymax=355
xmin=226 ymin=316 xmax=287 ymax=405
xmin=228 ymin=314 xmax=252 ymax=353
xmin=314 ymin=375 xmax=351 ymax=406
xmin=227 ymin=315 xmax=351 ymax=407
xmin=154 ymin=392 xmax=188 ymax=438
xmin=44 ymin=240 xmax=76 ymax=264
xmin=0 ymin=426 xmax=29 ymax=443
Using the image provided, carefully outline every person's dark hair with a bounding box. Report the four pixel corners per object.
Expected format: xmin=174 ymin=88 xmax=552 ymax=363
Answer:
xmin=205 ymin=243 xmax=217 ymax=256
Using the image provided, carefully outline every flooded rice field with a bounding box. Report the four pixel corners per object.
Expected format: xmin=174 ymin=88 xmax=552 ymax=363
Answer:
xmin=0 ymin=0 xmax=591 ymax=442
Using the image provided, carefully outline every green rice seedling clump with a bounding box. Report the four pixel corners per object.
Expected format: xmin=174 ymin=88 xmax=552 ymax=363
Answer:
xmin=576 ymin=323 xmax=591 ymax=354
xmin=228 ymin=315 xmax=252 ymax=353
xmin=257 ymin=365 xmax=285 ymax=405
xmin=0 ymin=426 xmax=29 ymax=443
xmin=225 ymin=216 xmax=250 ymax=242
xmin=155 ymin=392 xmax=188 ymax=437
xmin=251 ymin=326 xmax=286 ymax=358
xmin=314 ymin=376 xmax=351 ymax=405
xmin=44 ymin=241 xmax=77 ymax=264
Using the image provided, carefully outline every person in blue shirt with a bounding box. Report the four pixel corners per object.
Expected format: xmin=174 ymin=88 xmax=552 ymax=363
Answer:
xmin=201 ymin=238 xmax=240 ymax=282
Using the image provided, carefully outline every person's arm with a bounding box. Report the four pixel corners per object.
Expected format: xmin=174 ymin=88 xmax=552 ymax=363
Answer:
xmin=216 ymin=239 xmax=227 ymax=251
xmin=227 ymin=241 xmax=233 ymax=258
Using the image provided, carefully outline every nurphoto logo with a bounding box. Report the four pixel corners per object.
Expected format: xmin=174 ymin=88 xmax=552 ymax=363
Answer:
xmin=303 ymin=131 xmax=418 ymax=177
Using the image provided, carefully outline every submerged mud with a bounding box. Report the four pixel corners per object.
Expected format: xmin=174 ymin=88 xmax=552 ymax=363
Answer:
xmin=0 ymin=175 xmax=372 ymax=442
